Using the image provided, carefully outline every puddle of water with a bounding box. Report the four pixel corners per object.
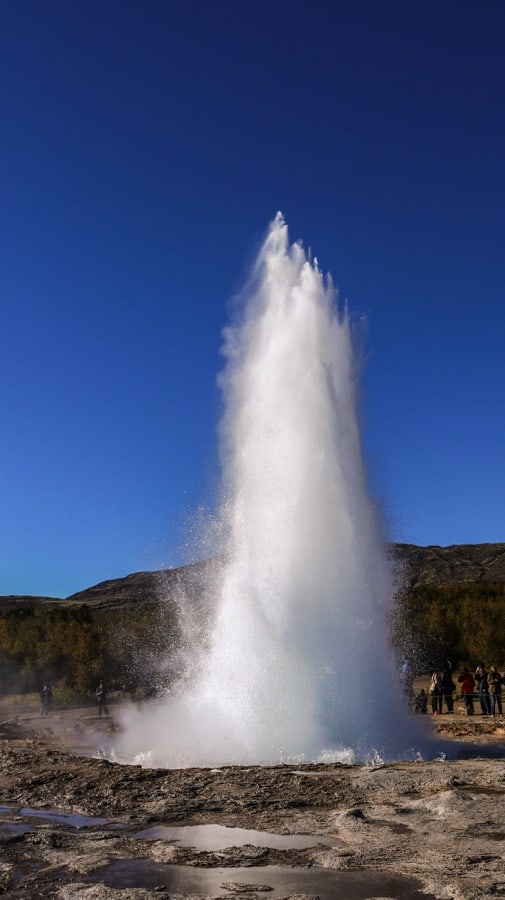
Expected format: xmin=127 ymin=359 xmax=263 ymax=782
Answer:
xmin=19 ymin=807 xmax=109 ymax=827
xmin=453 ymin=742 xmax=505 ymax=759
xmin=85 ymin=860 xmax=438 ymax=899
xmin=458 ymin=784 xmax=505 ymax=795
xmin=132 ymin=823 xmax=337 ymax=850
xmin=0 ymin=822 xmax=35 ymax=834
xmin=9 ymin=862 xmax=45 ymax=890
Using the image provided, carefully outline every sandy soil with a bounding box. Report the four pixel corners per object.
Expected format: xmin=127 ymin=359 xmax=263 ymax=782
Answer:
xmin=1 ymin=701 xmax=505 ymax=899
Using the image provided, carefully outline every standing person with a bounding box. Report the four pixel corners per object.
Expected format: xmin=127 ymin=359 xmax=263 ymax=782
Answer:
xmin=429 ymin=671 xmax=443 ymax=715
xmin=475 ymin=665 xmax=491 ymax=716
xmin=458 ymin=667 xmax=476 ymax=715
xmin=400 ymin=660 xmax=414 ymax=702
xmin=488 ymin=666 xmax=503 ymax=717
xmin=95 ymin=681 xmax=109 ymax=717
xmin=441 ymin=663 xmax=455 ymax=713
xmin=39 ymin=684 xmax=52 ymax=716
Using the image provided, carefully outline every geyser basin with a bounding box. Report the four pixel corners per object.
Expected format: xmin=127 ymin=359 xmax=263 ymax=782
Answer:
xmin=119 ymin=213 xmax=432 ymax=766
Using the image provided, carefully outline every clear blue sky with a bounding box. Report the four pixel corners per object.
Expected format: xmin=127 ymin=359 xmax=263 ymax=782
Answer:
xmin=1 ymin=0 xmax=504 ymax=597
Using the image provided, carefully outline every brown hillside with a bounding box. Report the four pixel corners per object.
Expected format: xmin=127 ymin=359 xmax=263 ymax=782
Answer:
xmin=1 ymin=544 xmax=504 ymax=612
xmin=394 ymin=542 xmax=505 ymax=589
xmin=64 ymin=560 xmax=211 ymax=610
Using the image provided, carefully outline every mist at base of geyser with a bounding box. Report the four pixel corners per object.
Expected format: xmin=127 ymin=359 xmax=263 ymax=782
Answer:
xmin=118 ymin=213 xmax=433 ymax=768
xmin=115 ymin=690 xmax=440 ymax=769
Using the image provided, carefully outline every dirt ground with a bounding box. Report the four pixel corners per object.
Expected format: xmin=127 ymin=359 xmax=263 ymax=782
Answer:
xmin=1 ymin=697 xmax=505 ymax=900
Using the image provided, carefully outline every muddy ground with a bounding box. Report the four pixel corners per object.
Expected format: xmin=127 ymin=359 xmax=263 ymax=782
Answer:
xmin=1 ymin=703 xmax=505 ymax=900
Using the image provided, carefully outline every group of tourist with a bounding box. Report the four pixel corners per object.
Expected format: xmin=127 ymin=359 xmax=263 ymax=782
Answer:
xmin=413 ymin=661 xmax=504 ymax=717
xmin=455 ymin=664 xmax=503 ymax=717
xmin=38 ymin=681 xmax=109 ymax=716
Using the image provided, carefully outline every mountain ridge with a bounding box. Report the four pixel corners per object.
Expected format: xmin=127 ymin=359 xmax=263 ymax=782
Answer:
xmin=2 ymin=543 xmax=504 ymax=612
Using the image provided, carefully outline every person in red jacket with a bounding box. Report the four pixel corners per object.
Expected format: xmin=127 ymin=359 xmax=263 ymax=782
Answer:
xmin=458 ymin=667 xmax=476 ymax=715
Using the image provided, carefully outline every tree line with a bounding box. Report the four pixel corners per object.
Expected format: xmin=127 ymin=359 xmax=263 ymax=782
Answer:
xmin=390 ymin=580 xmax=505 ymax=673
xmin=0 ymin=603 xmax=178 ymax=698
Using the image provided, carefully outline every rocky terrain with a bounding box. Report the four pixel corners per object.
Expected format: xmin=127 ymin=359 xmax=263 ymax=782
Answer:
xmin=393 ymin=542 xmax=505 ymax=590
xmin=1 ymin=705 xmax=505 ymax=899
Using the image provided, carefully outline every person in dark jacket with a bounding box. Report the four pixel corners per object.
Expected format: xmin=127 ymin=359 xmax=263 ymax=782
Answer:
xmin=95 ymin=681 xmax=109 ymax=717
xmin=475 ymin=665 xmax=491 ymax=716
xmin=441 ymin=663 xmax=455 ymax=713
xmin=414 ymin=688 xmax=428 ymax=714
xmin=39 ymin=684 xmax=52 ymax=716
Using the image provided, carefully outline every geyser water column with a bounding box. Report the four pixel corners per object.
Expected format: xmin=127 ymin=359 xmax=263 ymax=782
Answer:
xmin=119 ymin=213 xmax=424 ymax=766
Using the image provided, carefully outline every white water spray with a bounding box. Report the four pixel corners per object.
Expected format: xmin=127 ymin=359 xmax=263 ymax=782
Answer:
xmin=119 ymin=214 xmax=429 ymax=766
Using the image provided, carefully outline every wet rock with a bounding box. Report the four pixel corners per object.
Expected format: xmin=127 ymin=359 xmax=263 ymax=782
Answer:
xmin=219 ymin=883 xmax=273 ymax=893
xmin=0 ymin=710 xmax=505 ymax=898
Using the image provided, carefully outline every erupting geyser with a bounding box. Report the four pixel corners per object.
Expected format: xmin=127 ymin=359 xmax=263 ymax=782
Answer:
xmin=119 ymin=213 xmax=428 ymax=766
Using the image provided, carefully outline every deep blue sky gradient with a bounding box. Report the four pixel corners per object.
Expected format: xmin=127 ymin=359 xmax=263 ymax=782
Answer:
xmin=1 ymin=1 xmax=504 ymax=596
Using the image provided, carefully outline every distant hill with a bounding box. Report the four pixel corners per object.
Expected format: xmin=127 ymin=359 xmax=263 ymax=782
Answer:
xmin=65 ymin=561 xmax=210 ymax=610
xmin=1 ymin=544 xmax=504 ymax=612
xmin=0 ymin=561 xmax=211 ymax=612
xmin=394 ymin=542 xmax=505 ymax=589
